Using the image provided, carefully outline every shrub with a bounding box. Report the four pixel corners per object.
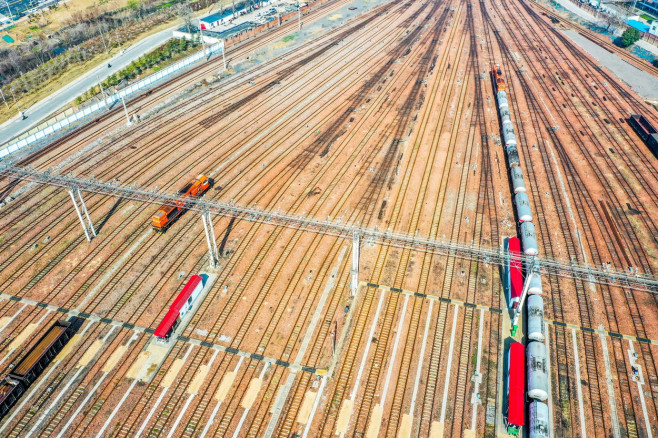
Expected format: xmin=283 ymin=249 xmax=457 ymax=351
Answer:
xmin=619 ymin=27 xmax=641 ymax=48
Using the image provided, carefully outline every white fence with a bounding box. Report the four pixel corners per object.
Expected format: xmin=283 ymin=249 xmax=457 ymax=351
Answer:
xmin=0 ymin=41 xmax=224 ymax=159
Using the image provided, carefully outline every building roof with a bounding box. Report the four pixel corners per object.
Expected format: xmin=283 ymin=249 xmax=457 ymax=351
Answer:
xmin=200 ymin=10 xmax=235 ymax=23
xmin=154 ymin=275 xmax=203 ymax=338
xmin=626 ymin=19 xmax=650 ymax=32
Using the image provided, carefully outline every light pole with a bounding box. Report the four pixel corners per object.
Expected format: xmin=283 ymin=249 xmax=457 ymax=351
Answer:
xmin=120 ymin=94 xmax=131 ymax=126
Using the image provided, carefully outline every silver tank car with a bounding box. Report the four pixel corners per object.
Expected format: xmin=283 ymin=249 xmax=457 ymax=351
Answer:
xmin=527 ymin=295 xmax=545 ymax=342
xmin=497 ymin=90 xmax=508 ymax=107
xmin=507 ymin=146 xmax=521 ymax=168
xmin=501 ymin=107 xmax=512 ymax=125
xmin=520 ymin=221 xmax=538 ymax=255
xmin=511 ymin=166 xmax=526 ymax=193
xmin=515 ymin=192 xmax=533 ymax=222
xmin=525 ymin=258 xmax=543 ymax=294
xmin=529 ymin=400 xmax=550 ymax=438
xmin=503 ymin=124 xmax=517 ymax=148
xmin=527 ymin=341 xmax=549 ymax=401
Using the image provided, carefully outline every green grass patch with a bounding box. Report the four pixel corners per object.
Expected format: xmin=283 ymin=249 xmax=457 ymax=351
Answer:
xmin=640 ymin=14 xmax=654 ymax=22
xmin=282 ymin=34 xmax=296 ymax=42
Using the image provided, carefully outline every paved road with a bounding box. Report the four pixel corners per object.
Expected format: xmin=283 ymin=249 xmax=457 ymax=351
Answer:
xmin=0 ymin=22 xmax=182 ymax=143
xmin=564 ymin=29 xmax=658 ymax=98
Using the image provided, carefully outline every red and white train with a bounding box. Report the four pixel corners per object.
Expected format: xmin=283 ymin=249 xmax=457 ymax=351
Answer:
xmin=506 ymin=341 xmax=525 ymax=435
xmin=154 ymin=275 xmax=205 ymax=341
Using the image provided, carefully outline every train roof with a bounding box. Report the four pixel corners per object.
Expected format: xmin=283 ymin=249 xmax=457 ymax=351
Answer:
xmin=0 ymin=379 xmax=19 ymax=405
xmin=11 ymin=322 xmax=70 ymax=377
xmin=630 ymin=114 xmax=657 ymax=135
xmin=508 ymin=236 xmax=521 ymax=252
xmin=508 ymin=342 xmax=525 ymax=426
xmin=154 ymin=275 xmax=204 ymax=338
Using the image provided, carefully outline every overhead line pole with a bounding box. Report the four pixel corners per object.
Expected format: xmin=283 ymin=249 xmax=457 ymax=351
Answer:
xmin=1 ymin=165 xmax=656 ymax=292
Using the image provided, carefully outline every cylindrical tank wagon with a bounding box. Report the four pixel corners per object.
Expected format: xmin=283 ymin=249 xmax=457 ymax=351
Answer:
xmin=503 ymin=123 xmax=517 ymax=149
xmin=520 ymin=222 xmax=538 ymax=256
xmin=507 ymin=146 xmax=521 ymax=168
xmin=511 ymin=166 xmax=526 ymax=193
xmin=524 ymin=258 xmax=543 ymax=295
xmin=527 ymin=341 xmax=549 ymax=401
xmin=527 ymin=295 xmax=545 ymax=342
xmin=514 ymin=192 xmax=533 ymax=222
xmin=529 ymin=400 xmax=550 ymax=438
xmin=497 ymin=90 xmax=509 ymax=107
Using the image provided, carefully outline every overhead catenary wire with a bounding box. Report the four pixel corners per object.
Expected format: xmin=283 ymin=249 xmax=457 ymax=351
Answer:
xmin=1 ymin=163 xmax=656 ymax=292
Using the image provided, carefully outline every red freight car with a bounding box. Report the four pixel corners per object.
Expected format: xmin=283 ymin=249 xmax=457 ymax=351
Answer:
xmin=506 ymin=341 xmax=525 ymax=435
xmin=508 ymin=237 xmax=523 ymax=309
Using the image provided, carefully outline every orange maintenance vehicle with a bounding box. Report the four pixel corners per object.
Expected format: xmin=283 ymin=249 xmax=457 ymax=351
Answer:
xmin=152 ymin=174 xmax=210 ymax=231
xmin=491 ymin=64 xmax=506 ymax=92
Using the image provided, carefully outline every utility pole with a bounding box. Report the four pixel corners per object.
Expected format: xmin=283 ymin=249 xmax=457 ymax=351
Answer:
xmin=511 ymin=257 xmax=538 ymax=336
xmin=98 ymin=22 xmax=109 ymax=53
xmin=198 ymin=19 xmax=207 ymax=57
xmin=2 ymin=0 xmax=14 ymax=21
xmin=9 ymin=84 xmax=24 ymax=119
xmin=221 ymin=40 xmax=227 ymax=70
xmin=351 ymin=231 xmax=360 ymax=297
xmin=630 ymin=0 xmax=638 ymax=15
xmin=0 ymin=88 xmax=9 ymax=110
xmin=201 ymin=210 xmax=219 ymax=268
xmin=97 ymin=76 xmax=109 ymax=109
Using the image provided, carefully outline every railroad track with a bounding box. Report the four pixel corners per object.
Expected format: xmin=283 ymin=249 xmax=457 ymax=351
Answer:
xmin=478 ymin=3 xmax=580 ymax=435
xmin=501 ymin=1 xmax=658 ymax=433
xmin=312 ymin=2 xmax=505 ymax=435
xmin=0 ymin=0 xmax=420 ymax=434
xmin=483 ymin=0 xmax=658 ymax=434
xmin=0 ymin=0 xmax=407 ymax=317
xmin=70 ymin=1 xmax=436 ymax=436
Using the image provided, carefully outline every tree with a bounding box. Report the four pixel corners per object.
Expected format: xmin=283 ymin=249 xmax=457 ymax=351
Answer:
xmin=601 ymin=13 xmax=623 ymax=31
xmin=176 ymin=2 xmax=194 ymax=31
xmin=619 ymin=27 xmax=641 ymax=48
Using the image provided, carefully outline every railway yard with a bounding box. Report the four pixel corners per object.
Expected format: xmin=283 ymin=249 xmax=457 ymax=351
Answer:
xmin=0 ymin=0 xmax=657 ymax=436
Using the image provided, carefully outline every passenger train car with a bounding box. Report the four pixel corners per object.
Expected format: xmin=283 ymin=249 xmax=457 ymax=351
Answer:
xmin=154 ymin=275 xmax=205 ymax=341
